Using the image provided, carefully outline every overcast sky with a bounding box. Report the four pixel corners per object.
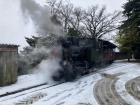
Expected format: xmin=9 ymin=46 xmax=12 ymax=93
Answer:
xmin=0 ymin=0 xmax=127 ymax=51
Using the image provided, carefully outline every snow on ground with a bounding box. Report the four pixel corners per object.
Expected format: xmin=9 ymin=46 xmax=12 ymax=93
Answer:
xmin=0 ymin=73 xmax=55 ymax=96
xmin=0 ymin=60 xmax=140 ymax=105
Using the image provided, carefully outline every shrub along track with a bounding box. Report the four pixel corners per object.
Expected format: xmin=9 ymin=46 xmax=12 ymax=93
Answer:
xmin=126 ymin=76 xmax=140 ymax=102
xmin=93 ymin=73 xmax=131 ymax=105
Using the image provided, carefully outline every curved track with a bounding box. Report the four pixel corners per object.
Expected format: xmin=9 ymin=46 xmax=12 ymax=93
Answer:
xmin=93 ymin=73 xmax=130 ymax=105
xmin=126 ymin=76 xmax=140 ymax=102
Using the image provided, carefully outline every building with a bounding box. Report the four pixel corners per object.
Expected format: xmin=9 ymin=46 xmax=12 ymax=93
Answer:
xmin=0 ymin=44 xmax=19 ymax=86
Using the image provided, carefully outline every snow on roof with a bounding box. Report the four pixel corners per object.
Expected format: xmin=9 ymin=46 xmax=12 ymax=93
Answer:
xmin=0 ymin=44 xmax=19 ymax=47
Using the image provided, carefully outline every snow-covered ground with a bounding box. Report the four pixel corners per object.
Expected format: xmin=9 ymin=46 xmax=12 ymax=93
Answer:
xmin=0 ymin=60 xmax=140 ymax=105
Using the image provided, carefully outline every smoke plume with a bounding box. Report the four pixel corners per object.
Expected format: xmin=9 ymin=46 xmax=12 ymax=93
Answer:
xmin=31 ymin=58 xmax=62 ymax=83
xmin=20 ymin=0 xmax=63 ymax=35
xmin=19 ymin=0 xmax=64 ymax=82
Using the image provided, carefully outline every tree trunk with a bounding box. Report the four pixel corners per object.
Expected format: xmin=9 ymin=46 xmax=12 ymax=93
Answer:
xmin=127 ymin=51 xmax=131 ymax=62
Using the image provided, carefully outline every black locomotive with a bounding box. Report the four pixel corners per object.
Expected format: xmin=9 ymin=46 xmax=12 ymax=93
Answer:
xmin=52 ymin=36 xmax=116 ymax=81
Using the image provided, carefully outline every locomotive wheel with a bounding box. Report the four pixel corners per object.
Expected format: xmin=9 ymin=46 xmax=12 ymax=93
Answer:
xmin=64 ymin=62 xmax=76 ymax=81
xmin=88 ymin=62 xmax=95 ymax=72
xmin=52 ymin=75 xmax=61 ymax=81
xmin=52 ymin=70 xmax=64 ymax=81
xmin=65 ymin=72 xmax=76 ymax=81
xmin=91 ymin=62 xmax=95 ymax=72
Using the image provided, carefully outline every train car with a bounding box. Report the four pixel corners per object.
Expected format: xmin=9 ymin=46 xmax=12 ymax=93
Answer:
xmin=52 ymin=36 xmax=116 ymax=81
xmin=100 ymin=40 xmax=116 ymax=64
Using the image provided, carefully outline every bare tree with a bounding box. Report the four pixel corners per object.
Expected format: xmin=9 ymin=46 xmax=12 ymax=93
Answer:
xmin=58 ymin=1 xmax=74 ymax=32
xmin=46 ymin=0 xmax=74 ymax=32
xmin=83 ymin=5 xmax=121 ymax=38
xmin=68 ymin=7 xmax=84 ymax=30
xmin=46 ymin=0 xmax=63 ymax=15
xmin=46 ymin=1 xmax=121 ymax=38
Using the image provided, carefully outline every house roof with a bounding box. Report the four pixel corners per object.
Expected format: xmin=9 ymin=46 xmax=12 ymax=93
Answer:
xmin=99 ymin=39 xmax=117 ymax=49
xmin=0 ymin=44 xmax=19 ymax=48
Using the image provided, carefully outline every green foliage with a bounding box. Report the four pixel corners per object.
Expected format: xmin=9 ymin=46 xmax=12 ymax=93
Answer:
xmin=25 ymin=34 xmax=58 ymax=48
xmin=68 ymin=28 xmax=80 ymax=37
xmin=38 ymin=34 xmax=58 ymax=47
xmin=123 ymin=0 xmax=140 ymax=18
xmin=116 ymin=26 xmax=139 ymax=52
xmin=19 ymin=34 xmax=57 ymax=75
xmin=18 ymin=33 xmax=60 ymax=75
xmin=25 ymin=36 xmax=39 ymax=47
xmin=117 ymin=0 xmax=140 ymax=53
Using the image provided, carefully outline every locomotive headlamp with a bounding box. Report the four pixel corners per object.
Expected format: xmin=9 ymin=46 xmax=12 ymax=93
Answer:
xmin=63 ymin=61 xmax=67 ymax=65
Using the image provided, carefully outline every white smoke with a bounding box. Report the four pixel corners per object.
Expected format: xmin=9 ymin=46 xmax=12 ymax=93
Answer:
xmin=20 ymin=0 xmax=63 ymax=36
xmin=19 ymin=0 xmax=64 ymax=82
xmin=32 ymin=58 xmax=62 ymax=83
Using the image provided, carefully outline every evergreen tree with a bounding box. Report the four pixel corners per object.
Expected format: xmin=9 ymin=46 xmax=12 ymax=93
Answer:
xmin=25 ymin=36 xmax=39 ymax=47
xmin=68 ymin=28 xmax=80 ymax=37
xmin=116 ymin=0 xmax=140 ymax=61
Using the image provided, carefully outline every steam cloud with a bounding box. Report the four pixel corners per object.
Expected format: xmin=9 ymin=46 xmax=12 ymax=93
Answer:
xmin=32 ymin=58 xmax=62 ymax=83
xmin=19 ymin=0 xmax=64 ymax=82
xmin=20 ymin=0 xmax=63 ymax=35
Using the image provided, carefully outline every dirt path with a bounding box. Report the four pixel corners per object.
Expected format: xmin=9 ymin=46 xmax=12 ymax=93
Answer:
xmin=126 ymin=76 xmax=140 ymax=102
xmin=93 ymin=73 xmax=130 ymax=105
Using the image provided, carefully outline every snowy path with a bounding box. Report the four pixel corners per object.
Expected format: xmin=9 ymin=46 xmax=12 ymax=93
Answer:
xmin=94 ymin=73 xmax=130 ymax=105
xmin=0 ymin=60 xmax=140 ymax=105
xmin=126 ymin=76 xmax=140 ymax=102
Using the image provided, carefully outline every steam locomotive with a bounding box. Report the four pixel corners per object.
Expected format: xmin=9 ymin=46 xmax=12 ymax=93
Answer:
xmin=52 ymin=36 xmax=116 ymax=81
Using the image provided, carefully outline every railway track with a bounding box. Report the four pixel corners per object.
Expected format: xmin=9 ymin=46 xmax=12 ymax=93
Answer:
xmin=0 ymin=62 xmax=132 ymax=104
xmin=0 ymin=82 xmax=64 ymax=102
xmin=0 ymin=83 xmax=48 ymax=98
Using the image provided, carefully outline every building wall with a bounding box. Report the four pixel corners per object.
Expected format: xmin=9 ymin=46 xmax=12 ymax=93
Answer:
xmin=0 ymin=46 xmax=18 ymax=86
xmin=115 ymin=52 xmax=132 ymax=60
